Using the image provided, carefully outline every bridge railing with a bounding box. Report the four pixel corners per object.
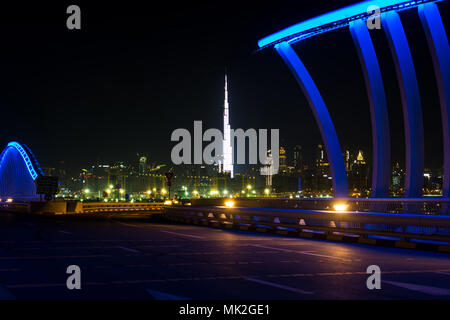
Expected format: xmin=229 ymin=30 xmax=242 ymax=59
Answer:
xmin=190 ymin=197 xmax=450 ymax=215
xmin=163 ymin=205 xmax=450 ymax=243
xmin=80 ymin=202 xmax=163 ymax=213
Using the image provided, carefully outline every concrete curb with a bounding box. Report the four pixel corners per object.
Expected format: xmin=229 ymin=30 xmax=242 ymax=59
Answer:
xmin=166 ymin=216 xmax=450 ymax=254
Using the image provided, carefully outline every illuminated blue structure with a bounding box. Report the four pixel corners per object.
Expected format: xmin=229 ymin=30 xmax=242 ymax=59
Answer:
xmin=349 ymin=19 xmax=391 ymax=197
xmin=0 ymin=142 xmax=44 ymax=198
xmin=259 ymin=0 xmax=450 ymax=198
xmin=419 ymin=3 xmax=450 ymax=197
xmin=275 ymin=42 xmax=349 ymax=198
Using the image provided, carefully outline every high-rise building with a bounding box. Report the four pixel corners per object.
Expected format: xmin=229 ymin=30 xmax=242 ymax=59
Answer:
xmin=279 ymin=146 xmax=287 ymax=174
xmin=221 ymin=73 xmax=234 ymax=178
xmin=139 ymin=156 xmax=147 ymax=175
xmin=293 ymin=145 xmax=303 ymax=173
xmin=350 ymin=150 xmax=370 ymax=195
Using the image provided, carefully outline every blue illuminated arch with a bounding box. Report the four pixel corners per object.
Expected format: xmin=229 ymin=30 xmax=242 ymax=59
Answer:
xmin=419 ymin=2 xmax=450 ymax=197
xmin=6 ymin=142 xmax=38 ymax=180
xmin=258 ymin=0 xmax=449 ymax=198
xmin=349 ymin=19 xmax=391 ymax=197
xmin=275 ymin=42 xmax=349 ymax=198
xmin=0 ymin=142 xmax=44 ymax=198
xmin=258 ymin=0 xmax=442 ymax=48
xmin=382 ymin=11 xmax=424 ymax=197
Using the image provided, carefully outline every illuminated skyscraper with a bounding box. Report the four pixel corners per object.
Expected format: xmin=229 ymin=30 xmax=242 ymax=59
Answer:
xmin=222 ymin=73 xmax=234 ymax=178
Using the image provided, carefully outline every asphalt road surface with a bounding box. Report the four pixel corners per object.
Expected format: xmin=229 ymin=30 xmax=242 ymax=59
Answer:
xmin=0 ymin=212 xmax=450 ymax=300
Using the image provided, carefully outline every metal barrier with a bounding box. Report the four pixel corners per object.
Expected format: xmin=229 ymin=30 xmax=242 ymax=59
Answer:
xmin=81 ymin=202 xmax=163 ymax=213
xmin=164 ymin=205 xmax=450 ymax=243
xmin=191 ymin=197 xmax=450 ymax=215
xmin=0 ymin=200 xmax=163 ymax=214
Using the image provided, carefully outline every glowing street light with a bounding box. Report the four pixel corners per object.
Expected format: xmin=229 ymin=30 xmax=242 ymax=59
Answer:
xmin=224 ymin=200 xmax=235 ymax=208
xmin=119 ymin=189 xmax=125 ymax=194
xmin=161 ymin=188 xmax=167 ymax=195
xmin=333 ymin=203 xmax=348 ymax=212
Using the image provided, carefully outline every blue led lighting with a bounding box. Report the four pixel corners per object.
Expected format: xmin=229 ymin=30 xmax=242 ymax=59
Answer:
xmin=6 ymin=142 xmax=39 ymax=180
xmin=258 ymin=0 xmax=441 ymax=48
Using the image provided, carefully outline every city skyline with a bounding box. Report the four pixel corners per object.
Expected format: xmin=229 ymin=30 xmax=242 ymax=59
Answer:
xmin=0 ymin=0 xmax=449 ymax=304
xmin=1 ymin=1 xmax=448 ymax=175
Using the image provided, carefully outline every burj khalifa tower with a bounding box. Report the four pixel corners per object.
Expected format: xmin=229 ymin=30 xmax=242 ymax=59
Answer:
xmin=222 ymin=73 xmax=234 ymax=178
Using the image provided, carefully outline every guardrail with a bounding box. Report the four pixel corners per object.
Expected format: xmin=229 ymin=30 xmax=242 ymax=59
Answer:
xmin=0 ymin=200 xmax=164 ymax=215
xmin=80 ymin=202 xmax=163 ymax=213
xmin=190 ymin=197 xmax=450 ymax=215
xmin=164 ymin=205 xmax=450 ymax=245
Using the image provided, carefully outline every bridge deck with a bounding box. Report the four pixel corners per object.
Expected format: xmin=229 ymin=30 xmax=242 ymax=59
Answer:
xmin=0 ymin=211 xmax=450 ymax=299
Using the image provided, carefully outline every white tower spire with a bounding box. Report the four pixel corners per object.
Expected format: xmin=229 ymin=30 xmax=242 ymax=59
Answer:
xmin=222 ymin=73 xmax=234 ymax=178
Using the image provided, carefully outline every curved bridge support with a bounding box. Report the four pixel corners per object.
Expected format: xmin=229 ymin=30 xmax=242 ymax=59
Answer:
xmin=349 ymin=20 xmax=391 ymax=198
xmin=382 ymin=11 xmax=425 ymax=198
xmin=275 ymin=41 xmax=348 ymax=198
xmin=419 ymin=3 xmax=450 ymax=197
xmin=0 ymin=142 xmax=43 ymax=199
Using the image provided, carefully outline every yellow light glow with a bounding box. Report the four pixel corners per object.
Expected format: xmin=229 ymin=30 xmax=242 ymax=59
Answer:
xmin=264 ymin=188 xmax=270 ymax=194
xmin=84 ymin=188 xmax=90 ymax=193
xmin=109 ymin=185 xmax=113 ymax=189
xmin=225 ymin=200 xmax=235 ymax=208
xmin=106 ymin=189 xmax=111 ymax=194
xmin=247 ymin=185 xmax=252 ymax=190
xmin=333 ymin=203 xmax=348 ymax=211
xmin=146 ymin=190 xmax=152 ymax=195
xmin=161 ymin=188 xmax=167 ymax=195
xmin=6 ymin=198 xmax=13 ymax=203
xmin=164 ymin=200 xmax=173 ymax=205
xmin=119 ymin=189 xmax=125 ymax=194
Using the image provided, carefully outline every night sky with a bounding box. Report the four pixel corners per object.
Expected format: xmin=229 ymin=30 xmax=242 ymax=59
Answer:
xmin=0 ymin=0 xmax=449 ymax=175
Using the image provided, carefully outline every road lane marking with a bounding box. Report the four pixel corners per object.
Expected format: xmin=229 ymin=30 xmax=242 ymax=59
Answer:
xmin=116 ymin=246 xmax=140 ymax=254
xmin=7 ymin=269 xmax=450 ymax=289
xmin=245 ymin=278 xmax=313 ymax=295
xmin=114 ymin=221 xmax=204 ymax=239
xmin=146 ymin=289 xmax=189 ymax=300
xmin=436 ymin=272 xmax=450 ymax=276
xmin=159 ymin=230 xmax=204 ymax=239
xmin=0 ymin=254 xmax=111 ymax=260
xmin=383 ymin=280 xmax=450 ymax=296
xmin=0 ymin=269 xmax=20 ymax=272
xmin=58 ymin=230 xmax=72 ymax=235
xmin=250 ymin=244 xmax=352 ymax=262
